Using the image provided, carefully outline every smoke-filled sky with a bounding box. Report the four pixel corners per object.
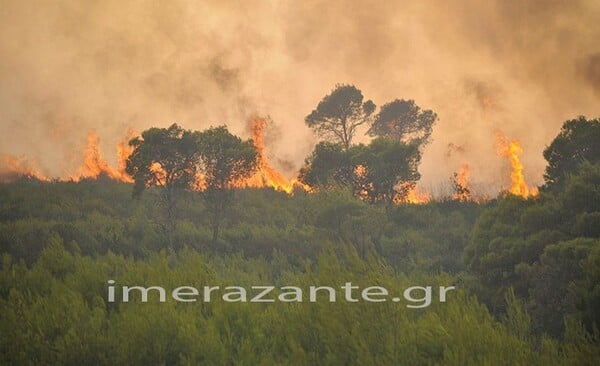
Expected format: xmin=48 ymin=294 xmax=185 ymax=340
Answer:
xmin=1 ymin=0 xmax=599 ymax=193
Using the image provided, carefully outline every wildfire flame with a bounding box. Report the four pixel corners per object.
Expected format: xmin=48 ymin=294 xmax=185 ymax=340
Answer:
xmin=0 ymin=122 xmax=312 ymax=193
xmin=1 ymin=119 xmax=539 ymax=203
xmin=0 ymin=130 xmax=136 ymax=183
xmin=238 ymin=117 xmax=310 ymax=194
xmin=452 ymin=164 xmax=472 ymax=202
xmin=71 ymin=131 xmax=134 ymax=183
xmin=0 ymin=155 xmax=49 ymax=182
xmin=495 ymin=132 xmax=538 ymax=198
xmin=117 ymin=129 xmax=136 ymax=178
xmin=353 ymin=164 xmax=373 ymax=201
xmin=394 ymin=182 xmax=431 ymax=204
xmin=404 ymin=186 xmax=432 ymax=204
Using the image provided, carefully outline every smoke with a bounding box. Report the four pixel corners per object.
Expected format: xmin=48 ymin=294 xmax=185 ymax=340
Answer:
xmin=1 ymin=0 xmax=599 ymax=192
xmin=579 ymin=52 xmax=600 ymax=96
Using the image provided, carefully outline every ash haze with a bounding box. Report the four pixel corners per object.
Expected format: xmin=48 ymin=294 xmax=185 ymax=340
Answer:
xmin=1 ymin=0 xmax=599 ymax=194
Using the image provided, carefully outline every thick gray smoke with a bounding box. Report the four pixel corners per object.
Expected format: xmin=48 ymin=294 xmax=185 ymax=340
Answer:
xmin=1 ymin=0 xmax=598 ymax=192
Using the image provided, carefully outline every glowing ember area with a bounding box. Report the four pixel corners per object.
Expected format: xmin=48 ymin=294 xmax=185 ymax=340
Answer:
xmin=404 ymin=186 xmax=432 ymax=204
xmin=149 ymin=162 xmax=168 ymax=187
xmin=353 ymin=164 xmax=372 ymax=201
xmin=238 ymin=118 xmax=310 ymax=193
xmin=452 ymin=164 xmax=472 ymax=202
xmin=71 ymin=131 xmax=134 ymax=183
xmin=495 ymin=132 xmax=538 ymax=198
xmin=0 ymin=155 xmax=49 ymax=182
xmin=395 ymin=182 xmax=431 ymax=204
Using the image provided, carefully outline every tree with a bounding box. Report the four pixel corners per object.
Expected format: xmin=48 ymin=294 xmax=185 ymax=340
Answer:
xmin=465 ymin=161 xmax=600 ymax=335
xmin=298 ymin=142 xmax=352 ymax=189
xmin=305 ymin=84 xmax=375 ymax=150
xmin=351 ymin=138 xmax=421 ymax=205
xmin=299 ymin=139 xmax=422 ymax=204
xmin=543 ymin=116 xmax=600 ymax=191
xmin=368 ymin=99 xmax=437 ymax=147
xmin=463 ymin=195 xmax=537 ymax=312
xmin=196 ymin=126 xmax=258 ymax=246
xmin=126 ymin=124 xmax=200 ymax=250
xmin=524 ymin=238 xmax=600 ymax=337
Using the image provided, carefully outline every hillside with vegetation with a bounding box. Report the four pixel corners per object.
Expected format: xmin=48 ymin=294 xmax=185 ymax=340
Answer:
xmin=1 ymin=115 xmax=599 ymax=365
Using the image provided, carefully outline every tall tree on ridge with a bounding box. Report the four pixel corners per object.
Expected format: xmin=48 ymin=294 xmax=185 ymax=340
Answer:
xmin=126 ymin=123 xmax=200 ymax=250
xmin=305 ymin=84 xmax=376 ymax=151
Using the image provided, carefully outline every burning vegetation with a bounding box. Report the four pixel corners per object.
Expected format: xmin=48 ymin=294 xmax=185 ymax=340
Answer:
xmin=0 ymin=83 xmax=547 ymax=203
xmin=495 ymin=132 xmax=539 ymax=198
xmin=401 ymin=184 xmax=432 ymax=204
xmin=236 ymin=118 xmax=311 ymax=194
xmin=452 ymin=164 xmax=472 ymax=202
xmin=0 ymin=121 xmax=542 ymax=203
xmin=0 ymin=155 xmax=49 ymax=182
xmin=70 ymin=131 xmax=135 ymax=183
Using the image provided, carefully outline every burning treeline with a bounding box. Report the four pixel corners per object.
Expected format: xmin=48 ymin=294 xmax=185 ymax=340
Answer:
xmin=0 ymin=117 xmax=538 ymax=202
xmin=0 ymin=119 xmax=310 ymax=193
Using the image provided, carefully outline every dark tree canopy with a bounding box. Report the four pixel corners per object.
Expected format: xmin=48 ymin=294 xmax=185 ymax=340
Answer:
xmin=464 ymin=161 xmax=600 ymax=336
xmin=351 ymin=138 xmax=421 ymax=204
xmin=305 ymin=84 xmax=375 ymax=150
xmin=196 ymin=126 xmax=259 ymax=244
xmin=197 ymin=126 xmax=259 ymax=190
xmin=299 ymin=138 xmax=421 ymax=204
xmin=126 ymin=123 xmax=201 ymax=250
xmin=543 ymin=116 xmax=600 ymax=191
xmin=126 ymin=123 xmax=200 ymax=197
xmin=298 ymin=142 xmax=352 ymax=188
xmin=368 ymin=99 xmax=437 ymax=147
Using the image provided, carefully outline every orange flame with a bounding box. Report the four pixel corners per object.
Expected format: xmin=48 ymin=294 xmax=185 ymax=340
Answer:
xmin=395 ymin=182 xmax=431 ymax=204
xmin=495 ymin=132 xmax=538 ymax=198
xmin=404 ymin=186 xmax=432 ymax=204
xmin=148 ymin=162 xmax=168 ymax=187
xmin=238 ymin=118 xmax=310 ymax=194
xmin=71 ymin=131 xmax=135 ymax=183
xmin=0 ymin=155 xmax=49 ymax=182
xmin=117 ymin=129 xmax=136 ymax=178
xmin=353 ymin=164 xmax=373 ymax=200
xmin=452 ymin=164 xmax=472 ymax=202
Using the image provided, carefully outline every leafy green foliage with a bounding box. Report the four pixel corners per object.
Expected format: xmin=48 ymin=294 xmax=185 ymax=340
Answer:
xmin=465 ymin=162 xmax=600 ymax=337
xmin=3 ymin=242 xmax=598 ymax=365
xmin=543 ymin=116 xmax=600 ymax=191
xmin=2 ymin=117 xmax=600 ymax=364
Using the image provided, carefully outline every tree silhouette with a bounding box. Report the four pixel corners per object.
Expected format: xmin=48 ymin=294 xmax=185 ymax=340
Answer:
xmin=126 ymin=123 xmax=200 ymax=250
xmin=197 ymin=126 xmax=259 ymax=246
xmin=351 ymin=138 xmax=421 ymax=205
xmin=305 ymin=84 xmax=375 ymax=150
xmin=298 ymin=142 xmax=352 ymax=189
xmin=543 ymin=116 xmax=600 ymax=191
xmin=368 ymin=99 xmax=437 ymax=148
